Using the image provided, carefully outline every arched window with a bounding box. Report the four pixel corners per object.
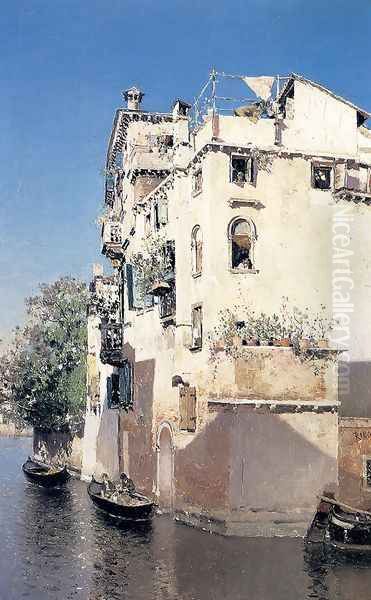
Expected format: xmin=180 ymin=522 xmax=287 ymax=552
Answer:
xmin=229 ymin=218 xmax=255 ymax=271
xmin=191 ymin=226 xmax=203 ymax=275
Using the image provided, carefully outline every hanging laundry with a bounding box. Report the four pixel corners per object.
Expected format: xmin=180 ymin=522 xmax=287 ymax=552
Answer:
xmin=241 ymin=76 xmax=275 ymax=101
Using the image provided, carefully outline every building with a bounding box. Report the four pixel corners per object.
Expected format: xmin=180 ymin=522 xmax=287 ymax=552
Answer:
xmin=81 ymin=74 xmax=371 ymax=536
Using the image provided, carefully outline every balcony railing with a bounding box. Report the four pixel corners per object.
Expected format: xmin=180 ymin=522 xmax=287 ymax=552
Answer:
xmin=159 ymin=286 xmax=176 ymax=320
xmin=100 ymin=322 xmax=123 ymax=365
xmin=334 ymin=163 xmax=371 ymax=203
xmin=101 ymin=221 xmax=125 ymax=260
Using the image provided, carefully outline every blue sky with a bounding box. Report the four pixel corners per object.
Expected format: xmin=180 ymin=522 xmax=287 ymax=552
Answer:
xmin=0 ymin=0 xmax=370 ymax=339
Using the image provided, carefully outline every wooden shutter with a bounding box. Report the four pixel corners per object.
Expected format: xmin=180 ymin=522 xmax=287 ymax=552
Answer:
xmin=111 ymin=373 xmax=120 ymax=408
xmin=120 ymin=361 xmax=133 ymax=409
xmin=106 ymin=376 xmax=113 ymax=408
xmin=187 ymin=387 xmax=197 ymax=432
xmin=179 ymin=387 xmax=188 ymax=430
xmin=179 ymin=386 xmax=197 ymax=432
xmin=126 ymin=264 xmax=134 ymax=310
xmin=126 ymin=264 xmax=142 ymax=309
xmin=334 ymin=163 xmax=346 ymax=190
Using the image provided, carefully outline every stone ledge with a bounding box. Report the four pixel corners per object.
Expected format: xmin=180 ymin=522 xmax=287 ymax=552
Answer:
xmin=174 ymin=508 xmax=313 ymax=538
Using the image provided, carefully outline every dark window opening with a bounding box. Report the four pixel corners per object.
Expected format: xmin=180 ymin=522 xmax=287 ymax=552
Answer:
xmin=192 ymin=226 xmax=203 ymax=275
xmin=231 ymin=156 xmax=252 ymax=184
xmin=366 ymin=459 xmax=371 ymax=487
xmin=193 ymin=169 xmax=202 ymax=194
xmin=191 ymin=305 xmax=203 ymax=349
xmin=107 ymin=363 xmax=133 ymax=410
xmin=312 ymin=165 xmax=332 ymax=190
xmin=159 ymin=287 xmax=176 ymax=319
xmin=107 ymin=373 xmax=120 ymax=409
xmin=231 ymin=219 xmax=253 ymax=270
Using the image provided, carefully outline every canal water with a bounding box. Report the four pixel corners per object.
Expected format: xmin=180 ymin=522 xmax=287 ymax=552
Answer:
xmin=1 ymin=437 xmax=371 ymax=600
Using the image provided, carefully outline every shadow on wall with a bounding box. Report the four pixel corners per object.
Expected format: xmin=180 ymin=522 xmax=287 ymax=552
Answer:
xmin=175 ymin=406 xmax=337 ymax=516
xmin=94 ymin=342 xmax=155 ymax=493
xmin=338 ymin=361 xmax=371 ymax=417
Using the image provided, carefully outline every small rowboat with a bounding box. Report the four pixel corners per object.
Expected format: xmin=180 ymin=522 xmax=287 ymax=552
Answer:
xmin=22 ymin=457 xmax=70 ymax=487
xmin=321 ymin=496 xmax=371 ymax=554
xmin=87 ymin=477 xmax=154 ymax=521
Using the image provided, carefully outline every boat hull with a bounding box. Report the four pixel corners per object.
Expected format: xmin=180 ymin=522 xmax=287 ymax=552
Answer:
xmin=22 ymin=458 xmax=70 ymax=487
xmin=88 ymin=480 xmax=154 ymax=521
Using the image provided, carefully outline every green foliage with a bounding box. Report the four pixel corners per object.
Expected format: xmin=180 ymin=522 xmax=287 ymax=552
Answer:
xmin=129 ymin=233 xmax=174 ymax=301
xmin=0 ymin=277 xmax=88 ymax=431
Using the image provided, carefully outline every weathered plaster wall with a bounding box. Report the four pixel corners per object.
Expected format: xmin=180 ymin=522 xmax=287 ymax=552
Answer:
xmin=338 ymin=418 xmax=371 ymax=510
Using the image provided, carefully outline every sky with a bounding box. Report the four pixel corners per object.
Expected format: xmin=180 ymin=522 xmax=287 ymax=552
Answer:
xmin=0 ymin=0 xmax=370 ymax=340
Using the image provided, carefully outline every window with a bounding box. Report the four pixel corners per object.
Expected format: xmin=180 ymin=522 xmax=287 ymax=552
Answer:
xmin=191 ymin=226 xmax=203 ymax=276
xmin=364 ymin=457 xmax=371 ymax=489
xmin=107 ymin=362 xmax=133 ymax=410
xmin=193 ymin=169 xmax=202 ymax=195
xmin=312 ymin=163 xmax=332 ymax=190
xmin=159 ymin=287 xmax=176 ymax=319
xmin=191 ymin=305 xmax=202 ymax=349
xmin=110 ymin=223 xmax=122 ymax=244
xmin=145 ymin=213 xmax=152 ymax=236
xmin=107 ymin=373 xmax=120 ymax=409
xmin=154 ymin=197 xmax=168 ymax=229
xmin=179 ymin=386 xmax=197 ymax=432
xmin=231 ymin=155 xmax=253 ymax=184
xmin=229 ymin=218 xmax=255 ymax=271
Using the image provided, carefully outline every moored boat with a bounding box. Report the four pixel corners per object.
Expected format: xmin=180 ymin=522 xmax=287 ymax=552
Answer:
xmin=22 ymin=457 xmax=70 ymax=487
xmin=322 ymin=496 xmax=371 ymax=554
xmin=87 ymin=477 xmax=154 ymax=521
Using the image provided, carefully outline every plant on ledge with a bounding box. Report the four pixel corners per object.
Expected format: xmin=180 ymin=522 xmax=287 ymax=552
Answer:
xmin=129 ymin=233 xmax=175 ymax=302
xmin=208 ymin=297 xmax=337 ymax=373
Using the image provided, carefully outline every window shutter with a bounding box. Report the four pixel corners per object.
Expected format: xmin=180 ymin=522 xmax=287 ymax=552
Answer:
xmin=111 ymin=373 xmax=120 ymax=407
xmin=144 ymin=294 xmax=154 ymax=308
xmin=179 ymin=387 xmax=188 ymax=430
xmin=157 ymin=198 xmax=168 ymax=225
xmin=132 ymin=266 xmax=143 ymax=309
xmin=187 ymin=387 xmax=197 ymax=432
xmin=126 ymin=264 xmax=134 ymax=309
xmin=334 ymin=163 xmax=346 ymax=190
xmin=120 ymin=361 xmax=132 ymax=409
xmin=251 ymin=157 xmax=258 ymax=184
xmin=106 ymin=376 xmax=113 ymax=408
xmin=126 ymin=264 xmax=143 ymax=309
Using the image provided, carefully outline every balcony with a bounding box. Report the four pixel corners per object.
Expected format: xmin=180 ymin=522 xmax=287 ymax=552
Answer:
xmin=101 ymin=221 xmax=124 ymax=261
xmin=159 ymin=286 xmax=176 ymax=321
xmin=104 ymin=175 xmax=115 ymax=206
xmin=334 ymin=163 xmax=371 ymax=204
xmin=100 ymin=322 xmax=123 ymax=365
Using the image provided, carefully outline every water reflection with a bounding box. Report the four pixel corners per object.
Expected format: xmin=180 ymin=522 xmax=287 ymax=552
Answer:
xmin=2 ymin=437 xmax=371 ymax=600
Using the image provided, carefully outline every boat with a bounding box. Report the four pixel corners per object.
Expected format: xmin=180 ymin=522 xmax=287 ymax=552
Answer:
xmin=87 ymin=477 xmax=154 ymax=521
xmin=22 ymin=457 xmax=70 ymax=487
xmin=321 ymin=496 xmax=371 ymax=554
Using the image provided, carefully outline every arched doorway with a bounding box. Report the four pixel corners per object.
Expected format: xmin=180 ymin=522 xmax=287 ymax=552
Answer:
xmin=157 ymin=423 xmax=174 ymax=512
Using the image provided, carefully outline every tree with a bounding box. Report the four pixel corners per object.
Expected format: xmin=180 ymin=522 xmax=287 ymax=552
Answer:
xmin=0 ymin=277 xmax=88 ymax=431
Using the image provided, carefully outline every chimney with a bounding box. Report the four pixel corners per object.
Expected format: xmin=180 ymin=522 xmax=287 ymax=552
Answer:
xmin=172 ymin=98 xmax=191 ymax=119
xmin=123 ymin=86 xmax=144 ymax=111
